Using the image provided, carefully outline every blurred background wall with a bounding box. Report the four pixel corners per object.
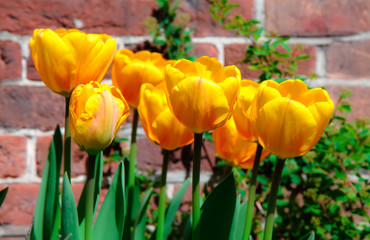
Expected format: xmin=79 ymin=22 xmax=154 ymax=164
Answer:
xmin=0 ymin=0 xmax=369 ymax=238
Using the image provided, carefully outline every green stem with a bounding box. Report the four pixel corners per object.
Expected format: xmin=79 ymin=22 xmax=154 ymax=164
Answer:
xmin=125 ymin=108 xmax=139 ymax=239
xmin=64 ymin=97 xmax=72 ymax=181
xmin=243 ymin=143 xmax=263 ymax=240
xmin=156 ymin=149 xmax=170 ymax=240
xmin=192 ymin=132 xmax=203 ymax=240
xmin=263 ymin=158 xmax=285 ymax=240
xmin=85 ymin=154 xmax=96 ymax=240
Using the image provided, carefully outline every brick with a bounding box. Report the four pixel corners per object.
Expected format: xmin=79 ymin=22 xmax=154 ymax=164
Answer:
xmin=189 ymin=43 xmax=218 ymax=59
xmin=323 ymin=85 xmax=370 ymax=122
xmin=0 ymin=86 xmax=65 ymax=131
xmin=0 ymin=183 xmax=39 ymax=225
xmin=36 ymin=135 xmax=88 ymax=177
xmin=225 ymin=43 xmax=316 ymax=80
xmin=0 ymin=0 xmax=157 ymax=36
xmin=180 ymin=0 xmax=254 ymax=37
xmin=136 ymin=136 xmax=215 ymax=172
xmin=326 ymin=40 xmax=370 ymax=79
xmin=0 ymin=136 xmax=27 ymax=178
xmin=0 ymin=41 xmax=22 ymax=82
xmin=265 ymin=0 xmax=370 ymax=36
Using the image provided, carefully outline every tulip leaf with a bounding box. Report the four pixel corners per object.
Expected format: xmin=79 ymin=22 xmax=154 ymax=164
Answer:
xmin=77 ymin=152 xmax=103 ymax=239
xmin=31 ymin=125 xmax=62 ymax=240
xmin=230 ymin=196 xmax=248 ymax=240
xmin=0 ymin=187 xmax=8 ymax=208
xmin=150 ymin=178 xmax=191 ymax=240
xmin=163 ymin=178 xmax=190 ymax=239
xmin=61 ymin=173 xmax=80 ymax=240
xmin=93 ymin=161 xmax=125 ymax=239
xmin=199 ymin=173 xmax=236 ymax=240
xmin=133 ymin=187 xmax=153 ymax=240
xmin=307 ymin=231 xmax=315 ymax=240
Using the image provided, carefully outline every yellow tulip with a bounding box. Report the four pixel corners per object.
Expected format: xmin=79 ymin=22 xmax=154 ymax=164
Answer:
xmin=213 ymin=117 xmax=269 ymax=169
xmin=165 ymin=56 xmax=241 ymax=133
xmin=233 ymin=79 xmax=260 ymax=142
xmin=111 ymin=49 xmax=169 ymax=108
xmin=251 ymin=79 xmax=334 ymax=159
xmin=138 ymin=83 xmax=194 ymax=150
xmin=29 ymin=28 xmax=117 ymax=97
xmin=69 ymin=81 xmax=130 ymax=155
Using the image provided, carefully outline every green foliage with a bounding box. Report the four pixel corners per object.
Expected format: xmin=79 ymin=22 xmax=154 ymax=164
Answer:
xmin=144 ymin=0 xmax=195 ymax=60
xmin=210 ymin=0 xmax=313 ymax=82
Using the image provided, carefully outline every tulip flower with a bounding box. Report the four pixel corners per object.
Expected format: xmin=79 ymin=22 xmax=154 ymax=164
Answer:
xmin=213 ymin=117 xmax=269 ymax=169
xmin=111 ymin=49 xmax=169 ymax=108
xmin=29 ymin=28 xmax=117 ymax=97
xmin=233 ymin=79 xmax=260 ymax=142
xmin=165 ymin=56 xmax=241 ymax=133
xmin=138 ymin=83 xmax=194 ymax=151
xmin=69 ymin=81 xmax=130 ymax=155
xmin=251 ymin=79 xmax=334 ymax=159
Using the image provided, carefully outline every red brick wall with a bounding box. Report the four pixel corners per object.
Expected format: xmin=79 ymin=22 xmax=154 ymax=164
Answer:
xmin=0 ymin=0 xmax=369 ymax=237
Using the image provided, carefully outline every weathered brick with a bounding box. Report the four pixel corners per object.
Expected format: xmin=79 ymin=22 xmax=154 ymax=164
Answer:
xmin=0 ymin=41 xmax=22 ymax=82
xmin=180 ymin=0 xmax=254 ymax=37
xmin=0 ymin=136 xmax=27 ymax=178
xmin=0 ymin=0 xmax=157 ymax=36
xmin=189 ymin=43 xmax=218 ymax=59
xmin=0 ymin=183 xmax=39 ymax=225
xmin=265 ymin=0 xmax=370 ymax=36
xmin=323 ymin=85 xmax=370 ymax=121
xmin=326 ymin=40 xmax=370 ymax=79
xmin=0 ymin=86 xmax=65 ymax=131
xmin=225 ymin=43 xmax=316 ymax=80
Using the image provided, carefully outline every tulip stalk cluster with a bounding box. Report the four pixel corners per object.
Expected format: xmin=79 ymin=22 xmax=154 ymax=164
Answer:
xmin=28 ymin=28 xmax=334 ymax=240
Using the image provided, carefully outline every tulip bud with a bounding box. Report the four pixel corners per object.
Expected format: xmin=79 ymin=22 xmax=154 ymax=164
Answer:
xmin=165 ymin=56 xmax=241 ymax=133
xmin=251 ymin=79 xmax=334 ymax=158
xmin=69 ymin=81 xmax=130 ymax=155
xmin=111 ymin=49 xmax=169 ymax=108
xmin=138 ymin=83 xmax=194 ymax=150
xmin=29 ymin=28 xmax=117 ymax=97
xmin=213 ymin=117 xmax=269 ymax=169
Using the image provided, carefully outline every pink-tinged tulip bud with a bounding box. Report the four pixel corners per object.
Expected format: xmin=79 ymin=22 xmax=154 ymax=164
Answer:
xmin=138 ymin=83 xmax=194 ymax=150
xmin=29 ymin=28 xmax=117 ymax=97
xmin=233 ymin=79 xmax=260 ymax=142
xmin=69 ymin=81 xmax=130 ymax=155
xmin=111 ymin=49 xmax=169 ymax=108
xmin=213 ymin=117 xmax=269 ymax=169
xmin=251 ymin=79 xmax=334 ymax=159
xmin=165 ymin=56 xmax=241 ymax=133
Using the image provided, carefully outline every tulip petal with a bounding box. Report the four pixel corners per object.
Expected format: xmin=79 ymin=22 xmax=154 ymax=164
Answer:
xmin=195 ymin=56 xmax=225 ymax=83
xmin=152 ymin=108 xmax=194 ymax=150
xmin=31 ymin=29 xmax=76 ymax=95
xmin=62 ymin=32 xmax=116 ymax=88
xmin=279 ymin=79 xmax=308 ymax=101
xmin=169 ymin=76 xmax=230 ymax=133
xmin=233 ymin=80 xmax=259 ymax=141
xmin=257 ymin=98 xmax=317 ymax=158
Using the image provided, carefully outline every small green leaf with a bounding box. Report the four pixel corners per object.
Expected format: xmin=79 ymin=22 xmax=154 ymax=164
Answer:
xmin=61 ymin=173 xmax=80 ymax=240
xmin=308 ymin=231 xmax=315 ymax=240
xmin=199 ymin=173 xmax=236 ymax=240
xmin=93 ymin=161 xmax=125 ymax=239
xmin=0 ymin=187 xmax=8 ymax=208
